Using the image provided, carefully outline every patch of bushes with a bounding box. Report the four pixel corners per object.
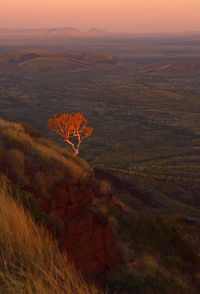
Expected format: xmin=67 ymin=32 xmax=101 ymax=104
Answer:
xmin=130 ymin=214 xmax=200 ymax=270
xmin=99 ymin=200 xmax=200 ymax=293
xmin=108 ymin=268 xmax=171 ymax=294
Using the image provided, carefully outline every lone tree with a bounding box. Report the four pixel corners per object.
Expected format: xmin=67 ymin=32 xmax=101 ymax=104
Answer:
xmin=47 ymin=113 xmax=93 ymax=156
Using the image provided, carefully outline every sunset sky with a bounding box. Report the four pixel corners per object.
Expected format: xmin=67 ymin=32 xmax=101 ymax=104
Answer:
xmin=0 ymin=0 xmax=200 ymax=33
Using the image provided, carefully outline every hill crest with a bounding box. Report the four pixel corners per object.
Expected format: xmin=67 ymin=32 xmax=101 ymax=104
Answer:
xmin=0 ymin=26 xmax=109 ymax=37
xmin=142 ymin=59 xmax=200 ymax=75
xmin=0 ymin=49 xmax=121 ymax=74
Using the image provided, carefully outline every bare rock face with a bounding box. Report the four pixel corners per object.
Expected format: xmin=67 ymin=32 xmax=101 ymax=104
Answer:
xmin=38 ymin=180 xmax=120 ymax=281
xmin=59 ymin=204 xmax=119 ymax=278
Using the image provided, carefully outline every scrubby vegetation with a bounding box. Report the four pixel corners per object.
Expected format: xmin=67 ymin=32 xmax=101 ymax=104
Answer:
xmin=94 ymin=197 xmax=200 ymax=294
xmin=0 ymin=175 xmax=99 ymax=294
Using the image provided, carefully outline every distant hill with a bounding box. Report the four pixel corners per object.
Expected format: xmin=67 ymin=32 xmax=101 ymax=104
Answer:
xmin=0 ymin=49 xmax=121 ymax=75
xmin=0 ymin=27 xmax=109 ymax=38
xmin=0 ymin=27 xmax=81 ymax=36
xmin=87 ymin=28 xmax=108 ymax=34
xmin=1 ymin=28 xmax=200 ymax=40
xmin=46 ymin=27 xmax=82 ymax=36
xmin=142 ymin=60 xmax=200 ymax=75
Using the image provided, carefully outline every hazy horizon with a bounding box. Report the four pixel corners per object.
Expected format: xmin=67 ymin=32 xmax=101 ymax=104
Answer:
xmin=0 ymin=0 xmax=200 ymax=34
xmin=1 ymin=26 xmax=200 ymax=35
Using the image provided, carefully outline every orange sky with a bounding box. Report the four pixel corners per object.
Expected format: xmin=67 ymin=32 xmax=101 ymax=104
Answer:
xmin=0 ymin=0 xmax=200 ymax=33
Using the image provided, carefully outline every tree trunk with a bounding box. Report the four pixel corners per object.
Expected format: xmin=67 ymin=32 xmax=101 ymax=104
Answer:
xmin=73 ymin=149 xmax=79 ymax=157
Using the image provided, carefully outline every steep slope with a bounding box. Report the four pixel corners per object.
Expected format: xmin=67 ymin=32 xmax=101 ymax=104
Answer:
xmin=93 ymin=168 xmax=200 ymax=294
xmin=0 ymin=119 xmax=119 ymax=284
xmin=0 ymin=176 xmax=99 ymax=294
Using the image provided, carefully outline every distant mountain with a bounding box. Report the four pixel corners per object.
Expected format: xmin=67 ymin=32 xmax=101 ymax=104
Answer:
xmin=0 ymin=27 xmax=110 ymax=37
xmin=0 ymin=49 xmax=121 ymax=74
xmin=142 ymin=60 xmax=200 ymax=75
xmin=1 ymin=28 xmax=200 ymax=40
xmin=46 ymin=27 xmax=82 ymax=36
xmin=87 ymin=28 xmax=108 ymax=34
xmin=0 ymin=27 xmax=82 ymax=36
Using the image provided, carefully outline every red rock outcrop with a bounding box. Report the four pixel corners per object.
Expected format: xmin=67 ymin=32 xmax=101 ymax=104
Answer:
xmin=37 ymin=179 xmax=120 ymax=282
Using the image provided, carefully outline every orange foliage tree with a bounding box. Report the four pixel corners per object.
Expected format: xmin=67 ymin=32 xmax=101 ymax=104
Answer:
xmin=47 ymin=113 xmax=93 ymax=156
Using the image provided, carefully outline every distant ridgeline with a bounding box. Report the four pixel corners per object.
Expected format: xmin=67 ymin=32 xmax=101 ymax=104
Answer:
xmin=0 ymin=27 xmax=110 ymax=37
xmin=0 ymin=50 xmax=121 ymax=75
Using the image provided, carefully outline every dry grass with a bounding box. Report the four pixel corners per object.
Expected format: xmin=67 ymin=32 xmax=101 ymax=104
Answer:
xmin=0 ymin=175 xmax=100 ymax=294
xmin=4 ymin=148 xmax=26 ymax=184
xmin=137 ymin=254 xmax=160 ymax=274
xmin=0 ymin=119 xmax=92 ymax=197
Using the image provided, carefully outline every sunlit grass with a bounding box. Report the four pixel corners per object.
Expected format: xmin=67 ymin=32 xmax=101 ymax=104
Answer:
xmin=0 ymin=175 xmax=100 ymax=294
xmin=0 ymin=119 xmax=92 ymax=198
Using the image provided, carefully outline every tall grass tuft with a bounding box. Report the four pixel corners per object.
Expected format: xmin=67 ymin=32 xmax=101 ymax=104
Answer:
xmin=0 ymin=175 xmax=100 ymax=294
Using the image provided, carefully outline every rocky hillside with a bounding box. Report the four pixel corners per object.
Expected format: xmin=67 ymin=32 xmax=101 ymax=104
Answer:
xmin=0 ymin=119 xmax=119 ymax=285
xmin=0 ymin=176 xmax=99 ymax=294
